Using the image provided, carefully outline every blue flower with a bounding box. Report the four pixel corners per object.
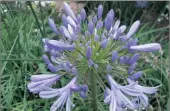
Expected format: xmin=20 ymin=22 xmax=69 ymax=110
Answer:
xmin=128 ymin=71 xmax=143 ymax=80
xmin=45 ymin=39 xmax=75 ymax=51
xmin=86 ymin=46 xmax=92 ymax=60
xmin=97 ymin=4 xmax=103 ymax=19
xmin=104 ymin=9 xmax=114 ymax=31
xmin=92 ymin=15 xmax=97 ymax=24
xmin=128 ymin=53 xmax=140 ymax=65
xmin=126 ymin=20 xmax=140 ymax=39
xmin=39 ymin=77 xmax=87 ymax=111
xmin=88 ymin=21 xmax=94 ymax=35
xmin=62 ymin=14 xmax=68 ymax=28
xmin=27 ymin=74 xmax=61 ymax=93
xmin=100 ymin=38 xmax=108 ymax=49
xmin=104 ymin=74 xmax=160 ymax=110
xmin=48 ymin=18 xmax=59 ymax=35
xmin=128 ymin=62 xmax=138 ymax=74
xmin=111 ymin=51 xmax=118 ymax=62
xmin=80 ymin=8 xmax=86 ymax=21
xmin=28 ymin=2 xmax=161 ymax=111
xmin=96 ymin=20 xmax=103 ymax=29
xmin=130 ymin=43 xmax=162 ymax=52
xmin=63 ymin=2 xmax=77 ymax=22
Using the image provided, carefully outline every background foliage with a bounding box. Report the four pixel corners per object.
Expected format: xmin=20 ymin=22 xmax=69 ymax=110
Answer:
xmin=0 ymin=1 xmax=169 ymax=111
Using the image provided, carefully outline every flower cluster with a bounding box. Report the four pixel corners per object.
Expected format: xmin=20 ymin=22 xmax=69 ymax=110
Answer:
xmin=28 ymin=2 xmax=161 ymax=111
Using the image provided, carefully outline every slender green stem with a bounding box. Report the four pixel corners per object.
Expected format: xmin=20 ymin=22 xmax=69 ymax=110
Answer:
xmin=39 ymin=1 xmax=46 ymax=37
xmin=89 ymin=69 xmax=98 ymax=111
xmin=27 ymin=1 xmax=44 ymax=37
xmin=0 ymin=59 xmax=42 ymax=61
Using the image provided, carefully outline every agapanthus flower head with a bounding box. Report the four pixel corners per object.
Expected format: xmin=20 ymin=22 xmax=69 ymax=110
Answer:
xmin=28 ymin=2 xmax=161 ymax=111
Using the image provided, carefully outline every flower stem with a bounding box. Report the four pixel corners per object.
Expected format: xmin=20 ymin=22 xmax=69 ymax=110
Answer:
xmin=39 ymin=1 xmax=46 ymax=37
xmin=27 ymin=1 xmax=44 ymax=37
xmin=89 ymin=69 xmax=98 ymax=111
